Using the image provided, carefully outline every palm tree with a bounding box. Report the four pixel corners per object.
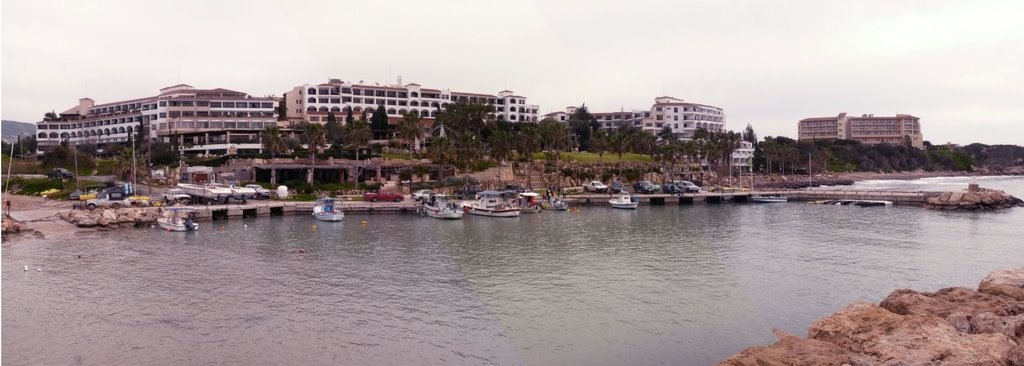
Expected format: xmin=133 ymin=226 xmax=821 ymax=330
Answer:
xmin=453 ymin=131 xmax=483 ymax=174
xmin=346 ymin=119 xmax=372 ymax=161
xmin=539 ymin=118 xmax=571 ymax=169
xmin=260 ymin=126 xmax=286 ymax=185
xmin=397 ymin=112 xmax=423 ymax=158
xmin=591 ymin=129 xmax=608 ymax=162
xmin=487 ymin=129 xmax=514 ymax=163
xmin=302 ymin=123 xmax=326 ymax=184
xmin=427 ymin=136 xmax=454 ymax=183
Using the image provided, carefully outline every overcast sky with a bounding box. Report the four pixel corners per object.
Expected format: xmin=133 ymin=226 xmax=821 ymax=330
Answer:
xmin=2 ymin=0 xmax=1022 ymax=144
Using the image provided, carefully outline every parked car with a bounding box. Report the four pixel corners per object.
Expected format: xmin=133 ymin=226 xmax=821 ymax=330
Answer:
xmin=662 ymin=183 xmax=682 ymax=194
xmin=245 ymin=184 xmax=272 ymax=199
xmin=633 ymin=180 xmax=657 ymax=194
xmin=674 ymin=181 xmax=701 ymax=193
xmin=412 ymin=189 xmax=434 ymax=202
xmin=609 ymin=181 xmax=626 ymax=194
xmin=363 ymin=189 xmax=404 ymax=202
xmin=46 ymin=168 xmax=75 ymax=179
xmin=162 ymin=188 xmax=192 ymax=204
xmin=583 ymin=181 xmax=608 ymax=193
xmin=86 ymin=187 xmax=132 ymax=209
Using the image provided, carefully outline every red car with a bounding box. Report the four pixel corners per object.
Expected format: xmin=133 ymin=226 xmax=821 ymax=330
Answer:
xmin=363 ymin=189 xmax=404 ymax=202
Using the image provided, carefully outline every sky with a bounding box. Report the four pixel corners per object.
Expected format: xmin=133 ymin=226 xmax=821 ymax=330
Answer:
xmin=2 ymin=0 xmax=1022 ymax=145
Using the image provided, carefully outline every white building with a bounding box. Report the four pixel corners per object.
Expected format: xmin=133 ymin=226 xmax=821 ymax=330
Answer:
xmin=36 ymin=84 xmax=278 ymax=155
xmin=283 ymin=79 xmax=540 ymax=126
xmin=544 ymin=96 xmax=725 ymax=138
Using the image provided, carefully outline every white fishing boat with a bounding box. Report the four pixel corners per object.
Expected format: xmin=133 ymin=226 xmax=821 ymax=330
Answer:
xmin=751 ymin=195 xmax=789 ymax=203
xmin=422 ymin=194 xmax=464 ymax=220
xmin=609 ymin=194 xmax=639 ymax=209
xmin=157 ymin=208 xmax=199 ymax=232
xmin=518 ymin=192 xmax=543 ymax=213
xmin=312 ymin=197 xmax=345 ymax=222
xmin=464 ymin=191 xmax=521 ymax=217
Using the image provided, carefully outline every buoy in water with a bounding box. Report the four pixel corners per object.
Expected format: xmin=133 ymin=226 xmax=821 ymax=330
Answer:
xmin=360 ymin=220 xmax=367 ymax=224
xmin=298 ymin=249 xmax=304 ymax=253
xmin=244 ymin=224 xmax=248 ymax=228
xmin=24 ymin=265 xmax=28 ymax=271
xmin=36 ymin=268 xmax=41 ymax=271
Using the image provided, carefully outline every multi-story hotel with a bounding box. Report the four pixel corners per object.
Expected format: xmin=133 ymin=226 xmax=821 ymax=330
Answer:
xmin=544 ymin=96 xmax=726 ymax=139
xmin=283 ymin=79 xmax=540 ymax=126
xmin=36 ymin=84 xmax=278 ymax=155
xmin=798 ymin=113 xmax=924 ymax=149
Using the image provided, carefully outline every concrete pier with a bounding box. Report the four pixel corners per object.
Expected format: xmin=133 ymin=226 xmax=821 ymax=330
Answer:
xmin=180 ymin=201 xmax=422 ymax=221
xmin=566 ymin=190 xmax=935 ymax=206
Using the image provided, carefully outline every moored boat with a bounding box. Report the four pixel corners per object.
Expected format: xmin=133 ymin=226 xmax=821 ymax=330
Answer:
xmin=464 ymin=191 xmax=521 ymax=217
xmin=313 ymin=197 xmax=345 ymax=222
xmin=518 ymin=192 xmax=543 ymax=213
xmin=543 ymin=197 xmax=569 ymax=211
xmin=752 ymin=195 xmax=788 ymax=203
xmin=422 ymin=194 xmax=464 ymax=220
xmin=609 ymin=194 xmax=639 ymax=209
xmin=157 ymin=208 xmax=199 ymax=232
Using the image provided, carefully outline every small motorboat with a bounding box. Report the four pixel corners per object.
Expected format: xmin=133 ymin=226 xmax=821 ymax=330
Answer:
xmin=542 ymin=198 xmax=569 ymax=211
xmin=518 ymin=192 xmax=543 ymax=213
xmin=313 ymin=197 xmax=345 ymax=222
xmin=422 ymin=194 xmax=464 ymax=220
xmin=157 ymin=208 xmax=199 ymax=232
xmin=752 ymin=195 xmax=788 ymax=203
xmin=609 ymin=194 xmax=639 ymax=209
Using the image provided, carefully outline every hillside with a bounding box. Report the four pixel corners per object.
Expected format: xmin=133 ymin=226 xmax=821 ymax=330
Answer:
xmin=2 ymin=120 xmax=37 ymax=143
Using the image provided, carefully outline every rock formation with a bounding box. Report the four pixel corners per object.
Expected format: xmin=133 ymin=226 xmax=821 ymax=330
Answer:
xmin=718 ymin=268 xmax=1024 ymax=366
xmin=57 ymin=207 xmax=165 ymax=229
xmin=924 ymin=188 xmax=1023 ymax=211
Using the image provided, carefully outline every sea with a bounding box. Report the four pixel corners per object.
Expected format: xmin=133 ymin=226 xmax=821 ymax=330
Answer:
xmin=3 ymin=175 xmax=1023 ymax=365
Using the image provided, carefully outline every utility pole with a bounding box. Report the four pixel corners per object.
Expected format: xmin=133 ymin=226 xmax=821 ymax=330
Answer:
xmin=808 ymin=153 xmax=812 ymax=189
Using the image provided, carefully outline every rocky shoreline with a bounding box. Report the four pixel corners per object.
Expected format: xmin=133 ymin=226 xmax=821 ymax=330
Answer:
xmin=719 ymin=268 xmax=1024 ymax=365
xmin=924 ymin=188 xmax=1024 ymax=211
xmin=57 ymin=207 xmax=166 ymax=229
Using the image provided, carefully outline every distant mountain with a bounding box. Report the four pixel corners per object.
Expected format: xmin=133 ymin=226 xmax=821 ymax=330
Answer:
xmin=2 ymin=120 xmax=37 ymax=143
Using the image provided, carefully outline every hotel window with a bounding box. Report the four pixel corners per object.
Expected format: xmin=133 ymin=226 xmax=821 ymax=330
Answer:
xmin=656 ymin=107 xmax=662 ymax=111
xmin=673 ymin=116 xmax=678 ymax=121
xmin=342 ymin=88 xmax=352 ymax=94
xmin=262 ymin=102 xmax=273 ymax=108
xmin=223 ymin=102 xmax=235 ymax=108
xmin=159 ymin=112 xmax=168 ymax=118
xmin=159 ymin=101 xmax=167 ymax=107
xmin=210 ymin=102 xmax=222 ymax=108
xmin=343 ymin=97 xmax=352 ymax=103
xmin=375 ymin=91 xmax=385 ymax=97
xmin=352 ymin=89 xmax=362 ymax=95
xmin=330 ymin=98 xmax=340 ymax=103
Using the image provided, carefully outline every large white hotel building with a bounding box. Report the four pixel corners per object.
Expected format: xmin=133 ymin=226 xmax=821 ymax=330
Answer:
xmin=544 ymin=96 xmax=726 ymax=139
xmin=283 ymin=79 xmax=540 ymax=126
xmin=36 ymin=84 xmax=277 ymax=155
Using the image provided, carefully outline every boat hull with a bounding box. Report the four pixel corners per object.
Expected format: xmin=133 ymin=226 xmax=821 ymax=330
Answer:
xmin=313 ymin=212 xmax=345 ymax=222
xmin=465 ymin=207 xmax=521 ymax=217
xmin=752 ymin=196 xmax=788 ymax=203
xmin=610 ymin=202 xmax=639 ymax=209
xmin=157 ymin=218 xmax=198 ymax=232
xmin=424 ymin=205 xmax=464 ymax=219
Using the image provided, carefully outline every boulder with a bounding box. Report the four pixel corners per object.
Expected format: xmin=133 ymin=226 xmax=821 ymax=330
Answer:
xmin=76 ymin=218 xmax=98 ymax=227
xmin=879 ymin=287 xmax=1023 ymax=318
xmin=1009 ymin=344 xmax=1024 ymax=366
xmin=101 ymin=209 xmax=117 ymax=222
xmin=979 ymin=268 xmax=1024 ymax=301
xmin=970 ymin=313 xmax=1024 ymax=342
xmin=961 ymin=192 xmax=982 ymax=205
xmin=808 ymin=302 xmax=1015 ymax=365
xmin=97 ymin=217 xmax=111 ymax=227
xmin=716 ymin=329 xmax=851 ymax=366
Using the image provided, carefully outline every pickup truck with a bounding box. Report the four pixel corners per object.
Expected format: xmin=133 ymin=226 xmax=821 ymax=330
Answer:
xmin=245 ymin=184 xmax=271 ymax=199
xmin=363 ymin=189 xmax=404 ymax=202
xmin=162 ymin=188 xmax=192 ymax=204
xmin=582 ymin=181 xmax=608 ymax=193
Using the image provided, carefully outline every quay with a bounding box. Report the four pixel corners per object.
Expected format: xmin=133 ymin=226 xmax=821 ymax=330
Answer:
xmin=178 ymin=189 xmax=937 ymax=221
xmin=567 ymin=190 xmax=935 ymax=206
xmin=181 ymin=201 xmax=421 ymax=221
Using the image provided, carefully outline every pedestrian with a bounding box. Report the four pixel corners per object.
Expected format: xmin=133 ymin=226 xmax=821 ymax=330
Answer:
xmin=5 ymin=200 xmax=11 ymax=217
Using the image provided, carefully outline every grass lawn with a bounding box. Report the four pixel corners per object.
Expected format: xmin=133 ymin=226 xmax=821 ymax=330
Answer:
xmin=532 ymin=151 xmax=651 ymax=163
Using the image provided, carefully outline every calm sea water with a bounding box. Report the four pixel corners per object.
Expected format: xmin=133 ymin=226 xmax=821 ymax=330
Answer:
xmin=4 ymin=176 xmax=1023 ymax=365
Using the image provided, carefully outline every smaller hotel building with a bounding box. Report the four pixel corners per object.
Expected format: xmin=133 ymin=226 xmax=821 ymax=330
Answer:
xmin=798 ymin=113 xmax=924 ymax=149
xmin=283 ymin=79 xmax=540 ymax=126
xmin=544 ymin=96 xmax=726 ymax=139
